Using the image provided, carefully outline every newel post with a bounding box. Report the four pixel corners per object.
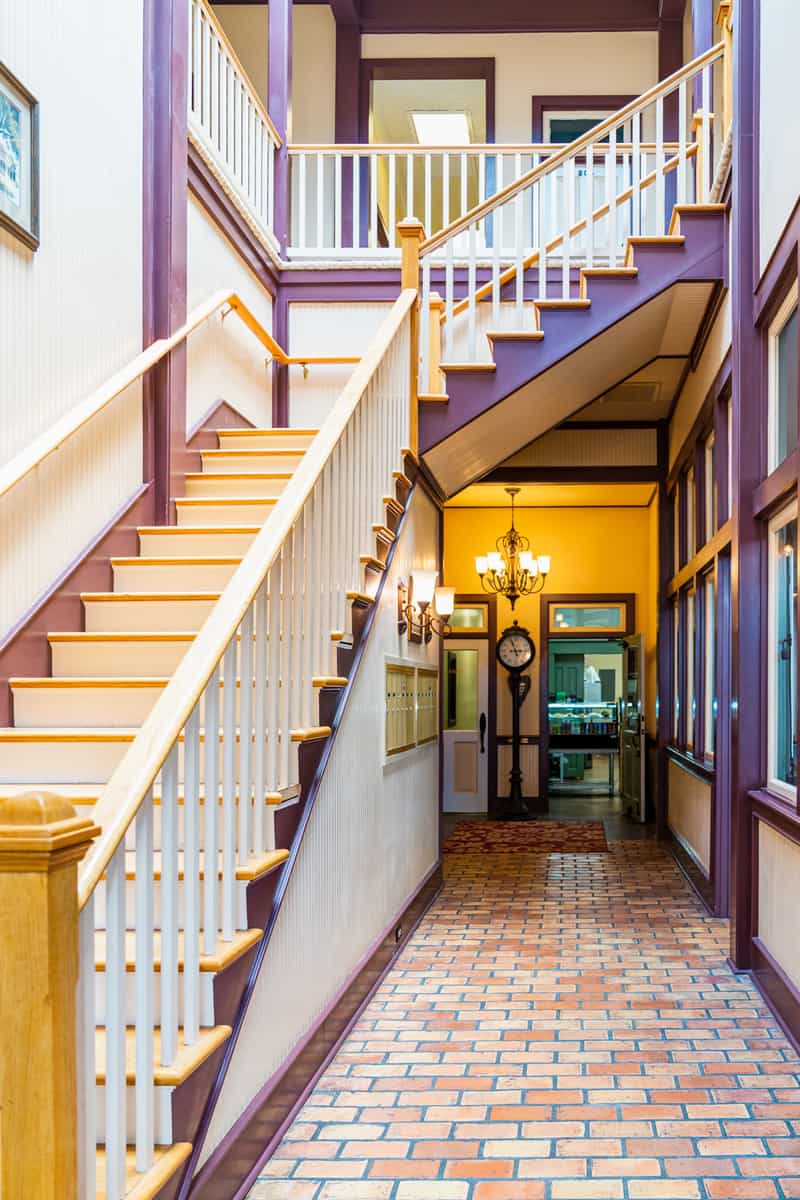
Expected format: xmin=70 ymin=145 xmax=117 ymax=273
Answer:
xmin=718 ymin=0 xmax=734 ymax=138
xmin=397 ymin=218 xmax=425 ymax=457
xmin=0 ymin=793 xmax=99 ymax=1199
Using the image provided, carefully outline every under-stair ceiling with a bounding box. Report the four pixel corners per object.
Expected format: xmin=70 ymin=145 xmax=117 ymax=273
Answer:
xmin=424 ymin=280 xmax=715 ymax=497
xmin=446 ymin=481 xmax=657 ymax=509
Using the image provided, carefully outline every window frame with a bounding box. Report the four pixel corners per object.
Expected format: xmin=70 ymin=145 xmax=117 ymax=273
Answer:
xmin=767 ymin=280 xmax=799 ymax=474
xmin=767 ymin=500 xmax=798 ymax=804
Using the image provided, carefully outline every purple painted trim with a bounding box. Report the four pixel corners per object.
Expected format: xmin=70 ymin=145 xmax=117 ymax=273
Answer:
xmin=751 ymin=936 xmax=800 ymax=1057
xmin=186 ymin=401 xmax=255 ymax=474
xmin=280 ymin=266 xmax=585 ymax=305
xmin=658 ymin=15 xmax=682 ymax=139
xmin=335 ymin=24 xmax=360 ymax=247
xmin=178 ymin=488 xmax=435 ymax=1196
xmin=531 ymin=95 xmax=636 ymax=142
xmin=187 ymin=146 xmax=279 ymax=299
xmin=691 ymin=0 xmax=713 ymax=107
xmin=728 ymin=0 xmax=763 ymax=971
xmin=347 ymin=0 xmax=660 ymax=33
xmin=359 ymin=59 xmax=496 ymax=146
xmin=272 ymin=290 xmax=289 ymax=427
xmin=0 ymin=484 xmax=154 ymax=726
xmin=143 ymin=0 xmax=189 ymax=525
xmin=665 ymin=826 xmax=715 ymax=912
xmin=268 ymin=0 xmax=292 ymax=254
xmin=191 ymin=863 xmax=442 ymax=1200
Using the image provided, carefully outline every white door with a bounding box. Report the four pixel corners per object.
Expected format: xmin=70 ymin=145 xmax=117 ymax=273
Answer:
xmin=443 ymin=639 xmax=489 ymax=813
xmin=621 ymin=633 xmax=647 ymax=822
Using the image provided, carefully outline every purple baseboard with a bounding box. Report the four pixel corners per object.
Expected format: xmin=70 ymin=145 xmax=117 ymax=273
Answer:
xmin=751 ymin=937 xmax=800 ymax=1057
xmin=188 ymin=861 xmax=443 ymax=1200
xmin=663 ymin=826 xmax=715 ymax=915
xmin=0 ymin=483 xmax=155 ymax=726
xmin=186 ymin=400 xmax=255 ymax=472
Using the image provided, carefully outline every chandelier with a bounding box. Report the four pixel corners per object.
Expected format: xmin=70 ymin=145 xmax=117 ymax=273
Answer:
xmin=474 ymin=487 xmax=551 ymax=610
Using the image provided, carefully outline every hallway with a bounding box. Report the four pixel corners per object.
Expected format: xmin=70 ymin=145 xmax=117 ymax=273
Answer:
xmin=248 ymin=840 xmax=800 ymax=1199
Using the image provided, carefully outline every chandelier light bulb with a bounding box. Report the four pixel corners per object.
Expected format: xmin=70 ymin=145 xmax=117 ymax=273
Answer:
xmin=473 ymin=488 xmax=552 ymax=606
xmin=519 ymin=551 xmax=534 ymax=572
xmin=487 ymin=552 xmax=503 ymax=572
xmin=537 ymin=555 xmax=551 ymax=576
xmin=475 ymin=555 xmax=488 ymax=576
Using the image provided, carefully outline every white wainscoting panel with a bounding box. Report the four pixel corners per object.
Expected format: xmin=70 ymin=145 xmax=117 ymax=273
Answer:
xmin=200 ymin=485 xmax=440 ymax=1166
xmin=186 ymin=194 xmax=275 ymax=431
xmin=288 ymin=303 xmax=392 ymax=429
xmin=667 ymin=758 xmax=711 ymax=875
xmin=757 ymin=821 xmax=800 ymax=993
xmin=0 ymin=0 xmax=143 ymax=467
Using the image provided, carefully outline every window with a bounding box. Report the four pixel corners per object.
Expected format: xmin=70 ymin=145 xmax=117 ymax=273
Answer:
xmin=705 ymin=433 xmax=717 ymax=540
xmin=672 ymin=597 xmax=680 ymax=741
xmin=768 ymin=503 xmax=798 ymax=801
xmin=726 ymin=394 xmax=733 ymax=520
xmin=673 ymin=488 xmax=681 ymax=573
xmin=448 ymin=603 xmax=489 ymax=633
xmin=768 ymin=284 xmax=799 ymax=472
xmin=542 ymin=111 xmax=625 ymax=144
xmin=686 ymin=589 xmax=696 ymax=751
xmin=703 ymin=573 xmax=716 ymax=761
xmin=686 ymin=467 xmax=696 ymax=562
xmin=550 ymin=603 xmax=625 ymax=633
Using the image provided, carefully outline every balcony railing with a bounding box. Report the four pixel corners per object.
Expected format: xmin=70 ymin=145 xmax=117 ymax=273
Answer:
xmin=189 ymin=0 xmax=281 ymax=252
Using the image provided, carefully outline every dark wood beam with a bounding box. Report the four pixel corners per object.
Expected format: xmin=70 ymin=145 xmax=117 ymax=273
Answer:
xmin=658 ymin=0 xmax=684 ymax=18
xmin=331 ymin=0 xmax=360 ymax=25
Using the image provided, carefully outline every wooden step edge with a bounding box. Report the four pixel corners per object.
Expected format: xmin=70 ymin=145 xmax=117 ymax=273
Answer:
xmin=137 ymin=526 xmax=261 ymax=536
xmin=185 ymin=471 xmax=294 ymax=482
xmin=383 ymin=495 xmax=404 ymax=517
xmin=392 ymin=471 xmax=413 ymax=489
xmin=111 ymin=557 xmax=243 ymax=568
xmin=236 ymin=847 xmax=291 ymax=881
xmin=216 ymin=427 xmax=319 ymax=438
xmin=625 ymin=233 xmax=686 ymax=265
xmin=95 ymin=1142 xmax=193 ymax=1200
xmin=312 ymin=676 xmax=348 ymax=688
xmin=579 ymin=266 xmax=639 ymax=299
xmin=372 ymin=523 xmax=396 ymax=543
xmin=94 ymin=927 xmax=263 ymax=975
xmin=201 ymin=448 xmax=304 ymax=457
xmin=346 ymin=591 xmax=373 ymax=606
xmin=669 ymin=201 xmax=727 ymax=235
xmin=360 ymin=554 xmax=385 ymax=572
xmin=290 ymin=726 xmax=332 ymax=743
xmin=1 ymin=783 xmax=284 ymax=808
xmin=486 ymin=330 xmax=545 ymax=342
xmin=10 ymin=677 xmax=171 ymax=689
xmin=439 ymin=362 xmax=497 ymax=372
xmin=175 ymin=496 xmax=277 ymax=507
xmin=81 ymin=592 xmax=222 ymax=603
xmin=329 ymin=630 xmax=346 ymax=642
xmin=49 ymin=632 xmax=197 ymax=644
xmin=418 ymin=392 xmax=449 ymax=404
xmin=95 ymin=1024 xmax=232 ymax=1088
xmin=535 ymin=298 xmax=592 ymax=311
xmin=400 ymin=445 xmax=419 ymax=467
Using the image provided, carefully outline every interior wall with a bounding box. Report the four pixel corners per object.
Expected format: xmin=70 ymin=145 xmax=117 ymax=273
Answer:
xmin=444 ymin=503 xmax=658 ymax=749
xmin=200 ymin=483 xmax=440 ymax=1168
xmin=212 ymin=4 xmax=336 ymax=141
xmin=0 ymin=0 xmax=144 ymax=641
xmin=758 ymin=0 xmax=800 ymax=275
xmin=186 ymin=193 xmax=274 ymax=431
xmin=361 ymin=32 xmax=659 ymax=142
xmin=757 ymin=821 xmax=800 ymax=993
xmin=668 ymin=758 xmax=712 ymax=874
xmin=668 ymin=294 xmax=731 ymax=471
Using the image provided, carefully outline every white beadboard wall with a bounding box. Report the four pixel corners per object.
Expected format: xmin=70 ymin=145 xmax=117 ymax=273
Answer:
xmin=0 ymin=0 xmax=144 ymax=466
xmin=0 ymin=1 xmax=144 ymax=643
xmin=200 ymin=484 xmax=440 ymax=1167
xmin=186 ymin=194 xmax=275 ymax=431
xmin=757 ymin=822 xmax=800 ymax=993
xmin=288 ymin=301 xmax=392 ymax=428
xmin=503 ymin=426 xmax=659 ymax=469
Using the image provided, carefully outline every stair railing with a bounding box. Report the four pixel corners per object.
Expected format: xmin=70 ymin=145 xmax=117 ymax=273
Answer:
xmin=410 ymin=42 xmax=727 ymax=382
xmin=189 ymin=0 xmax=282 ymax=252
xmin=73 ymin=284 xmax=416 ymax=1199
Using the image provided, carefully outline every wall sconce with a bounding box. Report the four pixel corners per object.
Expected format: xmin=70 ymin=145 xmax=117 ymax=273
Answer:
xmin=398 ymin=570 xmax=454 ymax=643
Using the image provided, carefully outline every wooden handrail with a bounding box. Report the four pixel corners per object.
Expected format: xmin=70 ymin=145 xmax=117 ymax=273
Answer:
xmin=194 ymin=0 xmax=283 ymax=148
xmin=0 ymin=290 xmax=357 ymax=503
xmin=419 ymin=41 xmax=725 ymax=257
xmin=77 ymin=289 xmax=417 ymax=908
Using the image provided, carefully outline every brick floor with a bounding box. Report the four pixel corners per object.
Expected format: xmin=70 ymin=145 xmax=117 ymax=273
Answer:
xmin=247 ymin=842 xmax=800 ymax=1199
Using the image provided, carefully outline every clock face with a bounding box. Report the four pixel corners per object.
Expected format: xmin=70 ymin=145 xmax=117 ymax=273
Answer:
xmin=497 ymin=627 xmax=535 ymax=671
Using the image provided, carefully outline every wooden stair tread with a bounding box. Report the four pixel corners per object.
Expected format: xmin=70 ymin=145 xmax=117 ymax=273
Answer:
xmin=535 ymin=298 xmax=591 ymax=309
xmin=136 ymin=526 xmax=260 ymax=536
xmin=95 ymin=1024 xmax=232 ymax=1087
xmin=81 ymin=592 xmax=222 ymax=602
xmin=372 ymin=523 xmax=396 ymax=542
xmin=216 ymin=427 xmax=319 ymax=437
xmin=118 ymin=846 xmax=289 ymax=883
xmin=175 ymin=497 xmax=277 ymax=505
xmin=111 ymin=556 xmax=243 ymax=567
xmin=418 ymin=392 xmax=449 ymax=403
xmin=346 ymin=591 xmax=373 ymax=605
xmin=185 ymin=471 xmax=293 ymax=481
xmin=94 ymin=927 xmax=262 ymax=974
xmin=289 ymin=726 xmax=332 ymax=743
xmin=0 ymin=781 xmax=289 ymax=807
xmin=383 ymin=496 xmax=404 ymax=518
xmin=48 ymin=632 xmax=196 ymax=643
xmin=312 ymin=676 xmax=348 ymax=688
xmin=360 ymin=554 xmax=384 ymax=571
xmin=95 ymin=1142 xmax=192 ymax=1200
xmin=439 ymin=362 xmax=497 ymax=372
xmin=486 ymin=330 xmax=544 ymax=342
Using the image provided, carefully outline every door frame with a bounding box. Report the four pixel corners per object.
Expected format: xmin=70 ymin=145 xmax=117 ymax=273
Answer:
xmin=443 ymin=593 xmax=498 ymax=816
xmin=538 ymin=592 xmax=636 ymax=802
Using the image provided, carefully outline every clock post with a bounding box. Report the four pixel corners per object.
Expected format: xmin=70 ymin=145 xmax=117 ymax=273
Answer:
xmin=496 ymin=620 xmax=536 ymax=821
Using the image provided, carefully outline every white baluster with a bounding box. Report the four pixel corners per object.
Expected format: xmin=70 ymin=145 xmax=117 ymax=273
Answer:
xmin=135 ymin=794 xmax=155 ymax=1168
xmin=203 ymin=666 xmax=220 ymax=954
xmin=563 ymin=157 xmax=575 ymax=298
xmin=586 ymin=143 xmax=594 ymax=269
xmin=388 ymin=153 xmax=397 ymax=249
xmin=460 ymin=152 xmax=468 ymax=223
xmin=606 ymin=143 xmax=616 ymax=268
xmin=369 ymin=153 xmax=378 ymax=250
xmin=655 ymin=96 xmax=665 ymax=234
xmin=421 ymin=258 xmax=431 ymax=394
xmin=278 ymin=544 xmax=290 ymax=790
xmin=353 ymin=152 xmax=361 ymax=250
xmin=468 ymin=221 xmax=477 ymax=360
xmin=537 ymin=177 xmax=546 ymax=299
xmin=700 ymin=64 xmax=711 ymax=202
xmin=315 ymin=152 xmax=324 ymax=250
xmin=445 ymin=238 xmax=454 ymax=359
xmin=253 ymin=582 xmax=268 ymax=855
xmin=183 ymin=705 xmax=201 ymax=1044
xmin=190 ymin=1 xmax=201 ymax=120
xmin=104 ymin=844 xmax=127 ymax=1200
xmin=267 ymin=561 xmax=281 ymax=813
xmin=405 ymin=153 xmax=414 ymax=220
xmin=678 ymin=79 xmax=688 ymax=205
xmin=515 ymin=180 xmax=524 ymax=329
xmin=424 ymin=153 xmax=432 ymax=240
xmin=442 ymin=152 xmax=450 ymax=232
xmin=632 ymin=110 xmax=641 ymax=236
xmin=492 ymin=193 xmax=501 ymax=326
xmin=221 ymin=638 xmax=237 ymax=940
xmin=160 ymin=744 xmax=179 ymax=1066
xmin=334 ymin=153 xmax=342 ymax=251
xmin=298 ymin=153 xmax=307 ymax=251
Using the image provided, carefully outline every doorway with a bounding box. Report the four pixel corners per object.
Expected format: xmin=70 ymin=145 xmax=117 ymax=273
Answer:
xmin=441 ymin=595 xmax=497 ymax=815
xmin=548 ymin=637 xmax=624 ymax=800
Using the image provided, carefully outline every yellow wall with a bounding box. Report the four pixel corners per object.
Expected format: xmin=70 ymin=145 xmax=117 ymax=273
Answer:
xmin=444 ymin=502 xmax=659 ymax=738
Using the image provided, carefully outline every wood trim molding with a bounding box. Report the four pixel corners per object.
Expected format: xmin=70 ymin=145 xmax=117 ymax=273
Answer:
xmin=531 ymin=94 xmax=636 ymax=141
xmin=668 ymin=518 xmax=733 ymax=595
xmin=444 ymin=593 xmax=498 ymax=816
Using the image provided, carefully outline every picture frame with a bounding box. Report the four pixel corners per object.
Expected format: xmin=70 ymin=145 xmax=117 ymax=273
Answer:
xmin=0 ymin=61 xmax=39 ymax=250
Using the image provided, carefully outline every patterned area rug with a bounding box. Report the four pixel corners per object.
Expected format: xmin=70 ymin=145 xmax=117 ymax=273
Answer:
xmin=443 ymin=818 xmax=609 ymax=854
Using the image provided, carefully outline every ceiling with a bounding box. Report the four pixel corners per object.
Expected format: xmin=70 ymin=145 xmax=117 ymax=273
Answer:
xmin=370 ymin=79 xmax=487 ymax=144
xmin=446 ymin=482 xmax=658 ymax=508
xmin=565 ymin=355 xmax=687 ymax=423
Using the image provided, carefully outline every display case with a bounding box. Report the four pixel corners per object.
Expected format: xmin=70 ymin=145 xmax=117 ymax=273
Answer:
xmin=548 ymin=700 xmax=620 ymax=750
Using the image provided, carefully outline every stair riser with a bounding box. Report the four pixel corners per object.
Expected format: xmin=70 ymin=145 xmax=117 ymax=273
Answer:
xmin=0 ymin=738 xmax=271 ymax=784
xmin=138 ymin=530 xmax=257 ymax=557
xmin=94 ymin=878 xmax=248 ymax=935
xmin=217 ymin=432 xmax=316 ymax=451
xmin=176 ymin=500 xmax=275 ymax=527
xmin=112 ymin=560 xmax=240 ymax=593
xmin=83 ymin=597 xmax=218 ymax=633
xmin=11 ymin=684 xmax=251 ymax=728
xmin=94 ymin=972 xmax=215 ymax=1028
xmin=95 ymin=1084 xmax=173 ymax=1147
xmin=50 ymin=640 xmax=193 ymax=678
xmin=184 ymin=476 xmax=289 ymax=500
xmin=200 ymin=451 xmax=304 ymax=473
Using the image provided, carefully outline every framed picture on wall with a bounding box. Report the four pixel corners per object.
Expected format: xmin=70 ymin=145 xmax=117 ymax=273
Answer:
xmin=0 ymin=62 xmax=39 ymax=250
